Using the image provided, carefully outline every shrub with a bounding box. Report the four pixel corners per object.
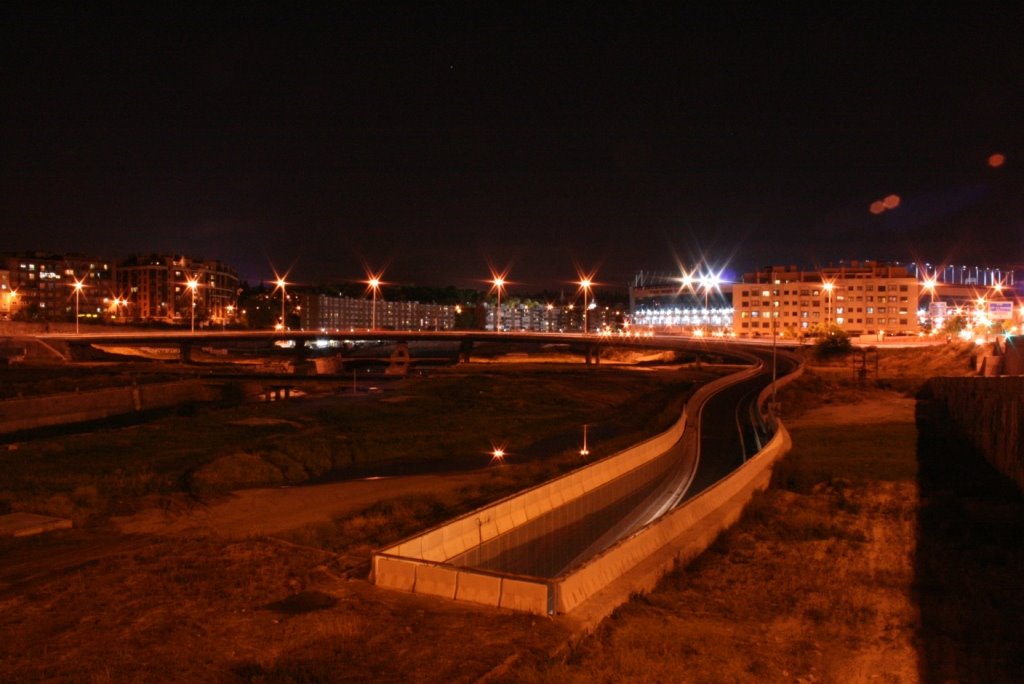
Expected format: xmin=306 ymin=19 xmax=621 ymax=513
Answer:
xmin=815 ymin=330 xmax=852 ymax=357
xmin=188 ymin=451 xmax=284 ymax=493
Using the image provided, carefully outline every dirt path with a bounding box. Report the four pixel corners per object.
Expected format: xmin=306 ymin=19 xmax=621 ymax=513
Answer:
xmin=113 ymin=472 xmax=487 ymax=538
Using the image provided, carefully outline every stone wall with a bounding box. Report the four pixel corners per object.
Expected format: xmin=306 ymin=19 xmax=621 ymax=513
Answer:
xmin=927 ymin=377 xmax=1024 ymax=491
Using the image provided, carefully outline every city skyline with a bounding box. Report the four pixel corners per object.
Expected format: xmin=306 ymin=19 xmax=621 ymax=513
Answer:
xmin=2 ymin=6 xmax=1021 ymax=288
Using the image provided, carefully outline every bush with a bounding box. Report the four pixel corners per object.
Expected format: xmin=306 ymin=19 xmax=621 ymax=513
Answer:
xmin=188 ymin=451 xmax=284 ymax=493
xmin=815 ymin=331 xmax=852 ymax=357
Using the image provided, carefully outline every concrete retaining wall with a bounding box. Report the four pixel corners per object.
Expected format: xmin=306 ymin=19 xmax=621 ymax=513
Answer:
xmin=927 ymin=377 xmax=1024 ymax=491
xmin=372 ymin=364 xmax=766 ymax=611
xmin=0 ymin=380 xmax=229 ymax=434
xmin=554 ymin=424 xmax=791 ymax=614
xmin=377 ymin=365 xmax=760 ymax=562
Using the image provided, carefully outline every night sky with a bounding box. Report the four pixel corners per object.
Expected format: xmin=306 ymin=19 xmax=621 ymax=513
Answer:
xmin=2 ymin=6 xmax=1021 ymax=290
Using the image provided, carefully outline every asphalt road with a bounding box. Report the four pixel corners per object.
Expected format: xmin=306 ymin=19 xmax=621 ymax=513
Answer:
xmin=447 ymin=343 xmax=801 ymax=578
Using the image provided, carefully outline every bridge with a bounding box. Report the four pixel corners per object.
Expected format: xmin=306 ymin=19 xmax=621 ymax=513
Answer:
xmin=22 ymin=328 xmax=792 ymax=366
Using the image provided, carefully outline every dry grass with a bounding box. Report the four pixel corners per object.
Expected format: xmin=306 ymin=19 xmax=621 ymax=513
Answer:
xmin=2 ymin=343 xmax=1013 ymax=682
xmin=0 ymin=364 xmax=709 ymax=523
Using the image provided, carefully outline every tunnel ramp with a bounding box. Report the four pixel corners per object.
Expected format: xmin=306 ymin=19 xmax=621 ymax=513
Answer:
xmin=373 ymin=356 xmax=802 ymax=615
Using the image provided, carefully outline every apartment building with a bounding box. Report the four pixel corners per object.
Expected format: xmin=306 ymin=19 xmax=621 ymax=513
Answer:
xmin=115 ymin=254 xmax=239 ymax=324
xmin=0 ymin=252 xmax=113 ymax=322
xmin=733 ymin=262 xmax=920 ymax=338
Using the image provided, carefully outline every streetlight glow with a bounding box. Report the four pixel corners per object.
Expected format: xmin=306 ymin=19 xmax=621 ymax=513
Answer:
xmin=271 ymin=273 xmax=288 ymax=332
xmin=489 ymin=272 xmax=507 ymax=332
xmin=822 ymin=279 xmax=835 ymax=331
xmin=489 ymin=443 xmax=508 ymax=465
xmin=365 ymin=272 xmax=384 ymax=331
xmin=185 ymin=276 xmax=200 ymax=333
xmin=577 ymin=274 xmax=594 ymax=334
xmin=72 ymin=279 xmax=85 ymax=334
xmin=698 ymin=269 xmax=721 ymax=335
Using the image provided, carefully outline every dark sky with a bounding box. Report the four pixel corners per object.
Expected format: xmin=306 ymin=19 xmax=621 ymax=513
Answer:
xmin=2 ymin=6 xmax=1021 ymax=290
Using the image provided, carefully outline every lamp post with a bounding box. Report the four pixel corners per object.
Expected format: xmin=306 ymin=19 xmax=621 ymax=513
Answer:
xmin=274 ymin=276 xmax=287 ymax=331
xmin=186 ymin=277 xmax=199 ymax=333
xmin=492 ymin=276 xmax=505 ymax=332
xmin=368 ymin=277 xmax=381 ymax=331
xmin=771 ymin=299 xmax=779 ymax=405
xmin=921 ymin=276 xmax=937 ymax=329
xmin=699 ymin=272 xmax=720 ymax=336
xmin=579 ymin=278 xmax=592 ymax=335
xmin=823 ymin=280 xmax=835 ymax=332
xmin=72 ymin=279 xmax=84 ymax=334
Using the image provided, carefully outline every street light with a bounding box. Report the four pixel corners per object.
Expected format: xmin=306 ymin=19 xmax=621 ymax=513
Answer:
xmin=491 ymin=275 xmax=505 ymax=332
xmin=368 ymin=276 xmax=381 ymax=331
xmin=579 ymin=278 xmax=592 ymax=335
xmin=490 ymin=444 xmax=507 ymax=465
xmin=72 ymin=279 xmax=84 ymax=334
xmin=273 ymin=275 xmax=287 ymax=331
xmin=771 ymin=299 xmax=779 ymax=405
xmin=698 ymin=271 xmax=721 ymax=336
xmin=822 ymin=280 xmax=835 ymax=331
xmin=921 ymin=276 xmax=937 ymax=328
xmin=185 ymin=276 xmax=200 ymax=333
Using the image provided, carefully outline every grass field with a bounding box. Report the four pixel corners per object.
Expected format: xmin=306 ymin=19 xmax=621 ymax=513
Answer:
xmin=0 ymin=363 xmax=714 ymax=526
xmin=5 ymin=344 xmax=1016 ymax=683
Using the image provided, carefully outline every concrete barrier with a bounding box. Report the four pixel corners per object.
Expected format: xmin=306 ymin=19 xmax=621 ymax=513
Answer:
xmin=372 ymin=361 xmax=773 ymax=609
xmin=499 ymin=577 xmax=551 ymax=614
xmin=414 ymin=563 xmax=459 ymax=599
xmin=373 ymin=556 xmax=416 ymax=592
xmin=455 ymin=571 xmax=503 ymax=607
xmin=371 ymin=352 xmax=807 ymax=616
xmin=554 ymin=424 xmax=791 ymax=615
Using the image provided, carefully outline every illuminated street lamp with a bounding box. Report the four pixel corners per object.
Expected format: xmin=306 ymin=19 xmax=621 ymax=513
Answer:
xmin=920 ymin=276 xmax=937 ymax=327
xmin=771 ymin=299 xmax=779 ymax=405
xmin=367 ymin=275 xmax=382 ymax=331
xmin=698 ymin=271 xmax=721 ymax=336
xmin=490 ymin=444 xmax=507 ymax=465
xmin=185 ymin=276 xmax=200 ymax=333
xmin=6 ymin=289 xmax=18 ymax=318
xmin=921 ymin=276 xmax=937 ymax=305
xmin=579 ymin=277 xmax=593 ymax=334
xmin=272 ymin=275 xmax=288 ymax=331
xmin=822 ymin=280 xmax=835 ymax=330
xmin=491 ymin=275 xmax=505 ymax=332
xmin=72 ymin=279 xmax=85 ymax=334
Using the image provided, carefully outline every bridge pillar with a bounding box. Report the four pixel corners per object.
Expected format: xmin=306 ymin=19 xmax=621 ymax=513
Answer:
xmin=180 ymin=342 xmax=192 ymax=363
xmin=459 ymin=339 xmax=474 ymax=363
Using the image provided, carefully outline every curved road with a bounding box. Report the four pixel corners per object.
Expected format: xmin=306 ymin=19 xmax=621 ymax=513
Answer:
xmin=448 ymin=341 xmax=803 ymax=577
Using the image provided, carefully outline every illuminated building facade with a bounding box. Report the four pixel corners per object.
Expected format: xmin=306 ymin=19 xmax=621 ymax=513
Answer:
xmin=297 ymin=292 xmax=457 ymax=331
xmin=0 ymin=252 xmax=112 ymax=322
xmin=733 ymin=262 xmax=920 ymax=338
xmin=115 ymin=254 xmax=239 ymax=325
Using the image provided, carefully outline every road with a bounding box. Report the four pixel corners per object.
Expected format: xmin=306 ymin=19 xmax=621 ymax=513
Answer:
xmin=445 ymin=342 xmax=801 ymax=578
